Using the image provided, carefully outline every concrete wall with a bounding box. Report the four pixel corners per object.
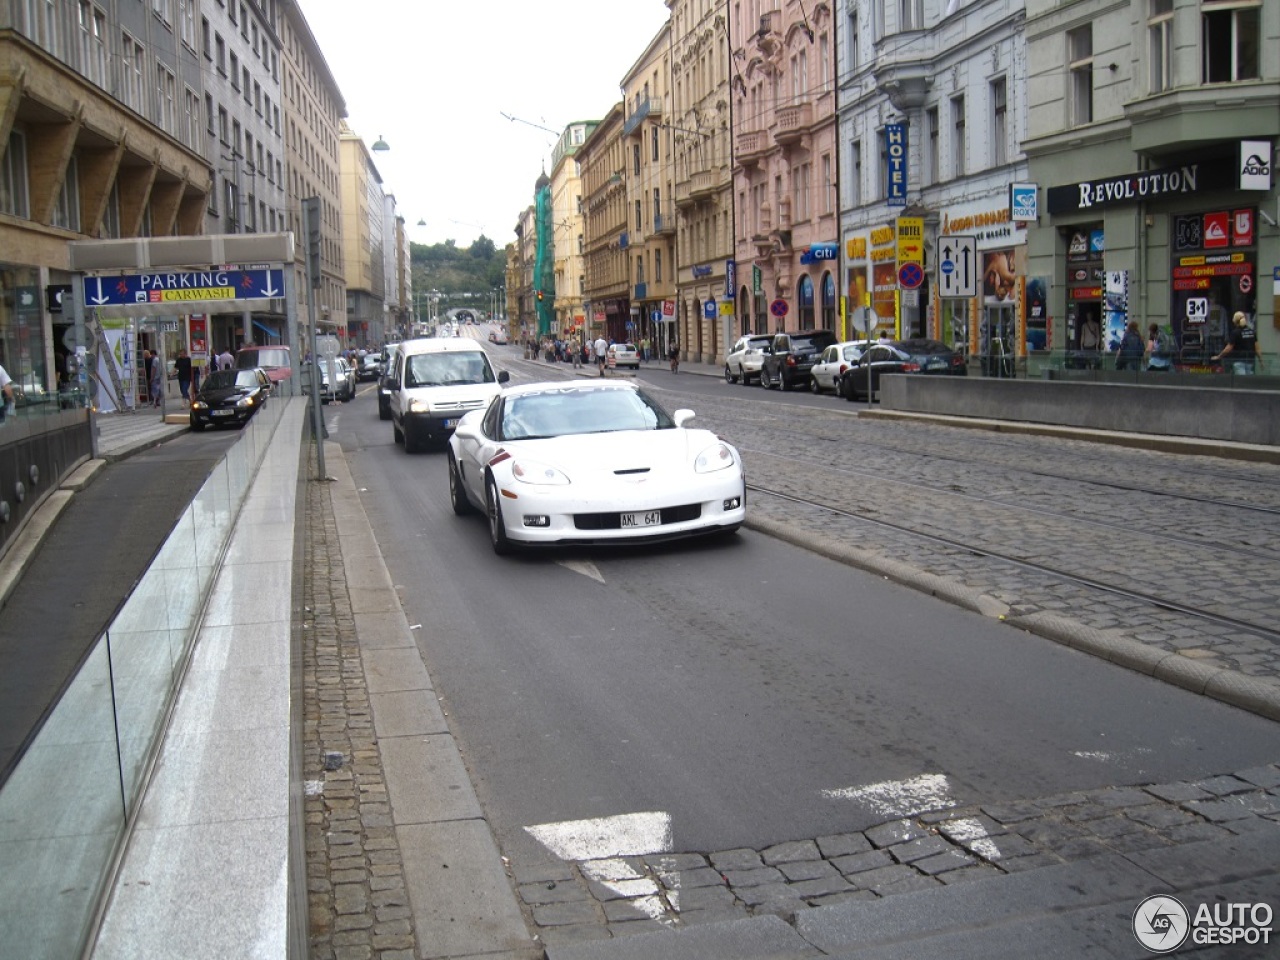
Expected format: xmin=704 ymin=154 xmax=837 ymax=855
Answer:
xmin=879 ymin=377 xmax=1280 ymax=447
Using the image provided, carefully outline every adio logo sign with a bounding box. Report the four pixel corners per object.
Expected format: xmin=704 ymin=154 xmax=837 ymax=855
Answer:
xmin=1240 ymin=140 xmax=1273 ymax=190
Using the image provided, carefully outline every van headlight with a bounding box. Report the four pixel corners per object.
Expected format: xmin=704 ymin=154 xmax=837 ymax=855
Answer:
xmin=409 ymin=398 xmax=433 ymax=413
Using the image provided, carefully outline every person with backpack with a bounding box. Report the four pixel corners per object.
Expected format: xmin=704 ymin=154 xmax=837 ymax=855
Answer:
xmin=1115 ymin=321 xmax=1144 ymax=371
xmin=1146 ymin=323 xmax=1174 ymax=371
xmin=1213 ymin=312 xmax=1259 ymax=375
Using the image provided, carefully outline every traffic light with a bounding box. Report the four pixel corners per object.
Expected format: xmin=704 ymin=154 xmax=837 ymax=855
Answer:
xmin=302 ymin=196 xmax=322 ymax=289
xmin=536 ymin=290 xmax=543 ymax=301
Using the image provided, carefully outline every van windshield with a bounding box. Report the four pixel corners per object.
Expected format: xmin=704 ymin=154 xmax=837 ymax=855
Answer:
xmin=237 ymin=348 xmax=290 ymax=369
xmin=405 ymin=352 xmax=495 ymax=387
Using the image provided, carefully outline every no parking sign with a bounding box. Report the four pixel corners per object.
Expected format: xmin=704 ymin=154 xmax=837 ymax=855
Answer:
xmin=769 ymin=299 xmax=788 ymax=319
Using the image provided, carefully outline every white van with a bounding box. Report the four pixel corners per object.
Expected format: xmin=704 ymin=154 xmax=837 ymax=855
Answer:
xmin=387 ymin=338 xmax=508 ymax=452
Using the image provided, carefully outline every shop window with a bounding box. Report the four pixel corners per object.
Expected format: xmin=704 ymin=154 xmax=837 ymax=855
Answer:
xmin=1202 ymin=2 xmax=1259 ymax=84
xmin=798 ymin=274 xmax=815 ymax=330
xmin=822 ymin=273 xmax=836 ymax=330
xmin=0 ymin=131 xmax=30 ymax=218
xmin=1064 ymin=225 xmax=1104 ymax=363
xmin=899 ymin=0 xmax=923 ymax=32
xmin=1068 ymin=26 xmax=1092 ymax=126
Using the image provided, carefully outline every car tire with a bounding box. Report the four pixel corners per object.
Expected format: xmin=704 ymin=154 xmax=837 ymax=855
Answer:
xmin=378 ymin=401 xmax=390 ymax=421
xmin=191 ymin=421 xmax=205 ymax=432
xmin=810 ymin=376 xmax=822 ymax=395
xmin=777 ymin=371 xmax=790 ymax=392
xmin=448 ymin=452 xmax=472 ymax=515
xmin=393 ymin=419 xmax=404 ymax=445
xmin=485 ymin=473 xmax=512 ymax=556
xmin=759 ymin=367 xmax=771 ymax=389
xmin=403 ymin=424 xmax=420 ymax=453
xmin=724 ymin=365 xmax=737 ymax=384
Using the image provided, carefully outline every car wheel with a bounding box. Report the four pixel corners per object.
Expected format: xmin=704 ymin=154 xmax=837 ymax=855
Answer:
xmin=393 ymin=419 xmax=404 ymax=445
xmin=810 ymin=375 xmax=822 ymax=395
xmin=485 ymin=474 xmax=512 ymax=556
xmin=404 ymin=425 xmax=420 ymax=453
xmin=759 ymin=367 xmax=771 ymax=389
xmin=448 ymin=452 xmax=472 ymax=515
xmin=378 ymin=401 xmax=390 ymax=421
xmin=778 ymin=371 xmax=790 ymax=392
xmin=724 ymin=364 xmax=737 ymax=384
xmin=191 ymin=421 xmax=205 ymax=432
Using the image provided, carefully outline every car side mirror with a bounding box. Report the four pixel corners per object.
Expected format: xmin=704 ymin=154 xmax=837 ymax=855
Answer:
xmin=497 ymin=370 xmax=510 ymax=384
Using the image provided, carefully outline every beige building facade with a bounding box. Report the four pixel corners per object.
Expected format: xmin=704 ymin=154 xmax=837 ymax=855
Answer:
xmin=669 ymin=0 xmax=734 ymax=364
xmin=620 ymin=24 xmax=676 ymax=355
xmin=338 ymin=123 xmax=386 ymax=347
xmin=579 ymin=104 xmax=631 ymax=345
xmin=549 ymin=122 xmax=595 ymax=335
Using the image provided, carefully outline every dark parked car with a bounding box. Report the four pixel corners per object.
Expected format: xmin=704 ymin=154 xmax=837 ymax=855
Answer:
xmin=357 ymin=353 xmax=382 ymax=382
xmin=190 ymin=368 xmax=271 ymax=431
xmin=838 ymin=339 xmax=968 ymax=401
xmin=759 ymin=330 xmax=838 ymax=391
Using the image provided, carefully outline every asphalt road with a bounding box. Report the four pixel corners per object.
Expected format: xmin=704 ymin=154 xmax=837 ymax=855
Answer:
xmin=331 ymin=365 xmax=1278 ymax=885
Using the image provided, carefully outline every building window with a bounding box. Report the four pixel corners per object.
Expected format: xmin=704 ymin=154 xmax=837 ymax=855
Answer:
xmin=179 ymin=0 xmax=196 ymax=48
xmin=122 ymin=33 xmax=146 ymax=112
xmin=1148 ymin=0 xmax=1173 ymax=93
xmin=951 ymin=95 xmax=965 ymax=177
xmin=925 ymin=107 xmax=938 ymax=185
xmin=1068 ymin=25 xmax=1093 ymax=126
xmin=52 ymin=156 xmax=81 ymax=231
xmin=635 ymin=198 xmax=642 ymax=232
xmin=633 ymin=143 xmax=641 ymax=175
xmin=157 ymin=65 xmax=176 ymax=134
xmin=78 ymin=2 xmax=108 ymax=87
xmin=651 ymin=125 xmax=659 ymax=162
xmin=185 ymin=87 xmax=200 ymax=149
xmin=101 ymin=182 xmax=120 ymax=238
xmin=1202 ymin=1 xmax=1259 ymax=83
xmin=821 ymin=153 xmax=833 ymax=215
xmin=655 ymin=248 xmax=662 ymax=284
xmin=216 ymin=34 xmax=225 ymax=74
xmin=152 ymin=0 xmax=173 ymax=25
xmin=791 ymin=49 xmax=807 ymax=99
xmin=793 ymin=161 xmax=810 ymax=221
xmin=230 ymin=52 xmax=240 ymax=89
xmin=25 ymin=0 xmax=61 ymax=55
xmin=991 ymin=77 xmax=1007 ymax=166
xmin=0 ymin=131 xmax=30 ymax=218
xmin=850 ymin=139 xmax=862 ymax=206
xmin=653 ymin=187 xmax=661 ymax=222
xmin=899 ymin=0 xmax=923 ymax=31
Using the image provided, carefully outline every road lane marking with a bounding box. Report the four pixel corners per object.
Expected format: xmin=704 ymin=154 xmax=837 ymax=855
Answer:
xmin=557 ymin=559 xmax=605 ymax=583
xmin=822 ymin=773 xmax=957 ymax=818
xmin=524 ymin=811 xmax=672 ymax=861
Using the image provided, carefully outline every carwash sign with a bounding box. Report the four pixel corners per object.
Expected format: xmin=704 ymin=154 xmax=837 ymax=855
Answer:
xmin=82 ymin=268 xmax=284 ymax=307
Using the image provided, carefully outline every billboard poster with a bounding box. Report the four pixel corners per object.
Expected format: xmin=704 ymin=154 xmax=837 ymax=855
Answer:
xmin=983 ymin=249 xmax=1019 ymax=304
xmin=1105 ymin=270 xmax=1129 ymax=350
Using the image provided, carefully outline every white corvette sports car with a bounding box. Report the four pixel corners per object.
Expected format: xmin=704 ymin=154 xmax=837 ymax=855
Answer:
xmin=447 ymin=381 xmax=746 ymax=554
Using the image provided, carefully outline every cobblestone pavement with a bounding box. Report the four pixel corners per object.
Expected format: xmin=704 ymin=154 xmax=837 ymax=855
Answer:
xmin=303 ymin=469 xmax=422 ymax=960
xmin=518 ymin=765 xmax=1280 ymax=949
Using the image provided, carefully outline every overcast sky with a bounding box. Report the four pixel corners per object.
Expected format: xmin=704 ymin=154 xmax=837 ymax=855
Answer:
xmin=296 ymin=0 xmax=671 ymax=250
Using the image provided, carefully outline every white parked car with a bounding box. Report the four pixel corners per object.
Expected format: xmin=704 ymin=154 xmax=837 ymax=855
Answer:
xmin=809 ymin=340 xmax=872 ymax=394
xmin=607 ymin=342 xmax=640 ymax=369
xmin=724 ymin=334 xmax=773 ymax=384
xmin=387 ymin=338 xmax=509 ymax=452
xmin=447 ymin=381 xmax=746 ymax=554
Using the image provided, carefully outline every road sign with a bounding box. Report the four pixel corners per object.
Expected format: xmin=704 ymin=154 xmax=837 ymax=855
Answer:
xmin=937 ymin=236 xmax=978 ymax=298
xmin=769 ymin=298 xmax=789 ymax=319
xmin=896 ymin=218 xmax=924 ymax=265
xmin=82 ymin=268 xmax=285 ymax=308
xmin=703 ymin=300 xmax=717 ymax=320
xmin=898 ymin=262 xmax=924 ymax=290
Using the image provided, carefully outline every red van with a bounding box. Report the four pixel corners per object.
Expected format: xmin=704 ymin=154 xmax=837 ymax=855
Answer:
xmin=235 ymin=345 xmax=292 ymax=390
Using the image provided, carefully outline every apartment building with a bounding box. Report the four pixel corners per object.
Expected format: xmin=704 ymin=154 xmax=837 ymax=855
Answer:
xmin=836 ymin=0 xmax=1030 ymax=361
xmin=278 ymin=0 xmax=346 ymax=340
xmin=512 ymin=203 xmax=536 ymax=342
xmin=1024 ymin=0 xmax=1278 ymax=363
xmin=548 ymin=121 xmax=595 ymax=335
xmin=338 ymin=123 xmax=386 ymax=347
xmin=621 ymin=23 xmax=676 ymax=356
xmin=730 ymin=0 xmax=839 ymax=337
xmin=580 ymin=103 xmax=632 ymax=344
xmin=669 ymin=0 xmax=734 ymax=365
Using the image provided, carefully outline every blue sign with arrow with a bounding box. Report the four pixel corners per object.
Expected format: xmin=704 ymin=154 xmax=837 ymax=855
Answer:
xmin=83 ymin=268 xmax=284 ymax=307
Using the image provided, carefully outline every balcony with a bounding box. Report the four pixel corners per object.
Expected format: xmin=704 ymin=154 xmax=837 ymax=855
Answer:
xmin=623 ymin=98 xmax=663 ymax=138
xmin=736 ymin=129 xmax=770 ymax=166
xmin=653 ymin=208 xmax=676 ymax=236
xmin=690 ymin=169 xmax=720 ymax=200
xmin=775 ymin=101 xmax=813 ymax=145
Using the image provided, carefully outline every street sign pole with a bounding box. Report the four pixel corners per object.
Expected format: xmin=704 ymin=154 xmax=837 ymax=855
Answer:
xmin=303 ymin=196 xmax=329 ymax=480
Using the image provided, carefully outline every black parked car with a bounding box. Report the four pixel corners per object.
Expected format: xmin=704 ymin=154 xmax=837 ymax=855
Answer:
xmin=838 ymin=339 xmax=968 ymax=401
xmin=190 ymin=368 xmax=272 ymax=430
xmin=759 ymin=329 xmax=838 ymax=391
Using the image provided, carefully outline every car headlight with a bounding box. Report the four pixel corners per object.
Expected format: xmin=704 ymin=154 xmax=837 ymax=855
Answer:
xmin=191 ymin=400 xmax=208 ymax=411
xmin=511 ymin=459 xmax=570 ymax=485
xmin=409 ymin=398 xmax=433 ymax=414
xmin=694 ymin=442 xmax=735 ymax=474
xmin=235 ymin=395 xmax=256 ymax=409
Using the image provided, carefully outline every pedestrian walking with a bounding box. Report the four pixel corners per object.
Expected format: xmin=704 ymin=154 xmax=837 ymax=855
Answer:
xmin=174 ymin=348 xmax=193 ymax=406
xmin=150 ymin=352 xmax=164 ymax=406
xmin=594 ymin=335 xmax=608 ymax=376
xmin=668 ymin=339 xmax=680 ymax=373
xmin=1115 ymin=321 xmax=1144 ymax=371
xmin=1213 ymin=312 xmax=1259 ymax=375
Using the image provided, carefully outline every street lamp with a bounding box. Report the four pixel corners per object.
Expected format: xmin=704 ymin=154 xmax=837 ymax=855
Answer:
xmin=371 ymin=134 xmax=390 ymax=153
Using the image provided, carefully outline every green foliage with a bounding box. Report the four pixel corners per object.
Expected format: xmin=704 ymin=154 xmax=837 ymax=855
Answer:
xmin=409 ymin=236 xmax=506 ymax=308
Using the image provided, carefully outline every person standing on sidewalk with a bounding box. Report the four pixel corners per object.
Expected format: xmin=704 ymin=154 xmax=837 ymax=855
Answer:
xmin=1214 ymin=312 xmax=1259 ymax=375
xmin=594 ymin=335 xmax=608 ymax=376
xmin=174 ymin=348 xmax=193 ymax=406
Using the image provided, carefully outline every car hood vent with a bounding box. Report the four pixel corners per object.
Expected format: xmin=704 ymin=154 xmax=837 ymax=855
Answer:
xmin=613 ymin=467 xmax=651 ymax=475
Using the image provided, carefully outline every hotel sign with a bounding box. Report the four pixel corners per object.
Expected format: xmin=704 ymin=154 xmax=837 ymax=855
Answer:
xmin=885 ymin=124 xmax=907 ymax=208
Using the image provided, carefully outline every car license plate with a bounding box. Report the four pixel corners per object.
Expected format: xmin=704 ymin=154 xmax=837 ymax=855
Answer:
xmin=620 ymin=511 xmax=662 ymax=528
xmin=212 ymin=409 xmax=233 ymax=417
xmin=443 ymin=418 xmax=458 ymax=428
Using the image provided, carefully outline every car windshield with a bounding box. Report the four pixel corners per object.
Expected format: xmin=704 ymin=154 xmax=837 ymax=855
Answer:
xmin=237 ymin=348 xmax=289 ymax=369
xmin=405 ymin=352 xmax=495 ymax=387
xmin=203 ymin=370 xmax=259 ymax=390
xmin=841 ymin=344 xmax=865 ymax=361
xmin=794 ymin=333 xmax=837 ymax=352
xmin=744 ymin=337 xmax=770 ymax=352
xmin=500 ymin=387 xmax=675 ymax=441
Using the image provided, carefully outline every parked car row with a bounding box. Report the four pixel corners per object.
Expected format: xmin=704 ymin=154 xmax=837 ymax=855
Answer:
xmin=725 ymin=332 xmax=967 ymax=400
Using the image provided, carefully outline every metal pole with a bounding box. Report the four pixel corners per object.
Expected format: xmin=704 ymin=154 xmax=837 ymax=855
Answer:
xmin=303 ymin=197 xmax=327 ymax=479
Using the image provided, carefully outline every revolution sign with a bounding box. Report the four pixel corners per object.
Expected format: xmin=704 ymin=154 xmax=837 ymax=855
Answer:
xmin=82 ymin=268 xmax=284 ymax=308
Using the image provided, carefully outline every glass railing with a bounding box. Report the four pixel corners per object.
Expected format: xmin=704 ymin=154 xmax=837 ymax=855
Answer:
xmin=963 ymin=351 xmax=1276 ymax=386
xmin=0 ymin=398 xmax=288 ymax=959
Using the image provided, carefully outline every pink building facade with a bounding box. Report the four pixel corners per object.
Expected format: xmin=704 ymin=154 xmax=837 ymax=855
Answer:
xmin=731 ymin=1 xmax=840 ymax=335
